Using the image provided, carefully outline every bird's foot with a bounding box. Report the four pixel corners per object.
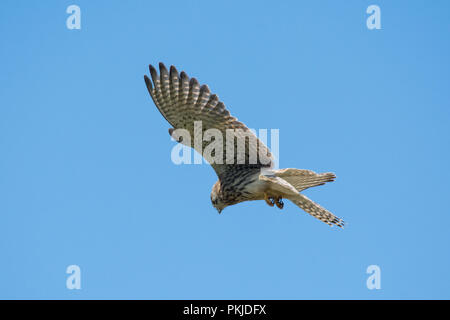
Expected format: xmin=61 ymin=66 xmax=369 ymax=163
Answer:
xmin=275 ymin=197 xmax=284 ymax=209
xmin=264 ymin=193 xmax=275 ymax=207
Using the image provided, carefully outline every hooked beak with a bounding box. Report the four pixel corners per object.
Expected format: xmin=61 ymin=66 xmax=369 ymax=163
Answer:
xmin=217 ymin=208 xmax=222 ymax=214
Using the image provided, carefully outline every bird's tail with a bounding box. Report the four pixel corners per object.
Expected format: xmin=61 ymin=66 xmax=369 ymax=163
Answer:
xmin=274 ymin=168 xmax=336 ymax=192
xmin=289 ymin=193 xmax=345 ymax=228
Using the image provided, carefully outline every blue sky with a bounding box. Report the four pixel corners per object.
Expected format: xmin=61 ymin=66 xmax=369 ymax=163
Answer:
xmin=1 ymin=0 xmax=449 ymax=299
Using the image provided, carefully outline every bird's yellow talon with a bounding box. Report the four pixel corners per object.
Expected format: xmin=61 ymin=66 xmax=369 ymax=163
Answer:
xmin=275 ymin=197 xmax=284 ymax=209
xmin=264 ymin=193 xmax=274 ymax=207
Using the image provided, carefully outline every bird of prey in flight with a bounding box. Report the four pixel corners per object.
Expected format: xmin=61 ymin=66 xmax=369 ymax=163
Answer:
xmin=144 ymin=63 xmax=344 ymax=228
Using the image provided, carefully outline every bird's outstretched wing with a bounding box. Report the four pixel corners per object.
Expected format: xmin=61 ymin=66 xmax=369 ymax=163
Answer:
xmin=274 ymin=169 xmax=336 ymax=192
xmin=144 ymin=63 xmax=272 ymax=179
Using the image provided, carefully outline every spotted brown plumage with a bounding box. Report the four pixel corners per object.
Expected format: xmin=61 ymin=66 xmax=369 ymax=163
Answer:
xmin=144 ymin=63 xmax=345 ymax=228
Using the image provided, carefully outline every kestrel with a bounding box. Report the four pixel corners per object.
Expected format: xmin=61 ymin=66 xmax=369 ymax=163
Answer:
xmin=144 ymin=63 xmax=344 ymax=228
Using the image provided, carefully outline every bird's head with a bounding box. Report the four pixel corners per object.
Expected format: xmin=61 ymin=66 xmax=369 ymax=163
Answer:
xmin=211 ymin=181 xmax=226 ymax=214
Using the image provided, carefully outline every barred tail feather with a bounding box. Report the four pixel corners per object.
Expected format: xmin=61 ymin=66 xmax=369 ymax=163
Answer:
xmin=290 ymin=194 xmax=344 ymax=228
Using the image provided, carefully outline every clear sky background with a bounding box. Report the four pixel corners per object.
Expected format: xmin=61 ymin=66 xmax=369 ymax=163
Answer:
xmin=1 ymin=0 xmax=449 ymax=299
